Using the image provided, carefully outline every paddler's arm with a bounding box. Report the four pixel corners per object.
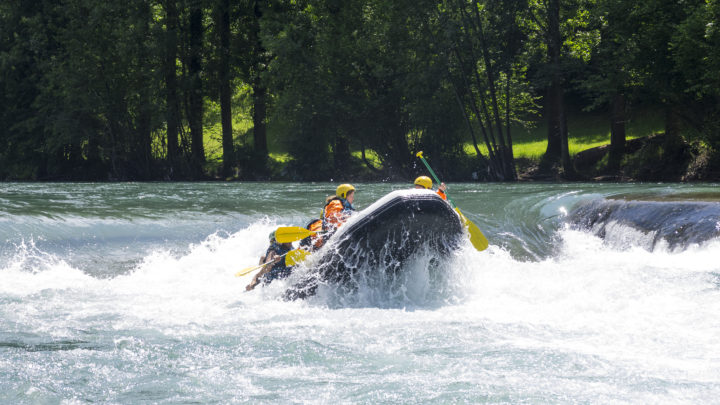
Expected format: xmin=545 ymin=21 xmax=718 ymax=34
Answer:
xmin=436 ymin=182 xmax=447 ymax=201
xmin=258 ymin=251 xmax=269 ymax=265
xmin=246 ymin=252 xmax=282 ymax=291
xmin=245 ymin=266 xmax=266 ymax=291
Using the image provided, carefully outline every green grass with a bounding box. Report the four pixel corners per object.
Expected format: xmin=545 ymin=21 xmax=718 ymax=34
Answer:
xmin=203 ymin=100 xmax=255 ymax=162
xmin=350 ymin=149 xmax=383 ymax=168
xmin=269 ymin=152 xmax=292 ymax=163
xmin=464 ymin=109 xmax=664 ymax=160
xmin=201 ymin=105 xmax=664 ymax=173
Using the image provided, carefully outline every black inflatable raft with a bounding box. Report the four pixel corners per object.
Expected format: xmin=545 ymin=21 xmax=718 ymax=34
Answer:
xmin=284 ymin=189 xmax=464 ymax=299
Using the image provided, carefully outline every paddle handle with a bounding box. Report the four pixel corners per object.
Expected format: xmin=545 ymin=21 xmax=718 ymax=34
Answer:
xmin=235 ymin=251 xmax=290 ymax=277
xmin=416 ymin=151 xmax=455 ymax=208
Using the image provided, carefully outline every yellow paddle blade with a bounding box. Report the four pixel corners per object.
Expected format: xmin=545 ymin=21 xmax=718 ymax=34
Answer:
xmin=455 ymin=208 xmax=489 ymax=251
xmin=285 ymin=248 xmax=311 ymax=266
xmin=275 ymin=226 xmax=317 ymax=243
xmin=235 ymin=263 xmax=264 ymax=277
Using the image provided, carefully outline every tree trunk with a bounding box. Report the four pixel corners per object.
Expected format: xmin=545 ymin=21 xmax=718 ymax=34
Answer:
xmin=188 ymin=3 xmax=205 ymax=178
xmin=251 ymin=0 xmax=268 ymax=168
xmin=137 ymin=94 xmax=152 ymax=178
xmin=472 ymin=0 xmax=506 ymax=156
xmin=388 ymin=125 xmax=412 ymax=175
xmin=86 ymin=131 xmax=101 ymax=171
xmin=333 ymin=133 xmax=351 ymax=172
xmin=136 ymin=2 xmax=152 ymax=179
xmin=543 ymin=0 xmax=571 ymax=173
xmin=663 ymin=105 xmax=684 ymax=152
xmin=360 ymin=137 xmax=381 ymax=173
xmin=108 ymin=118 xmax=121 ymax=179
xmin=163 ymin=0 xmax=180 ymax=178
xmin=559 ymin=102 xmax=573 ymax=175
xmin=609 ymin=92 xmax=626 ymax=168
xmin=544 ymin=85 xmax=562 ymax=162
xmin=217 ymin=0 xmax=234 ymax=178
xmin=252 ymin=79 xmax=268 ymax=159
xmin=505 ymin=71 xmax=517 ymax=180
xmin=451 ymin=45 xmax=502 ymax=179
xmin=451 ymin=0 xmax=507 ymax=180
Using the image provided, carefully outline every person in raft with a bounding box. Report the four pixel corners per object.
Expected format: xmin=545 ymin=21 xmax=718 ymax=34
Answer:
xmin=414 ymin=175 xmax=447 ymax=200
xmin=298 ymin=184 xmax=356 ymax=252
xmin=246 ymin=231 xmax=293 ymax=291
xmin=322 ymin=183 xmax=356 ymax=231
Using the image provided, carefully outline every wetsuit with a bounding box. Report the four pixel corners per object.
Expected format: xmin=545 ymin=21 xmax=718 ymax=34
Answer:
xmin=260 ymin=242 xmax=293 ymax=284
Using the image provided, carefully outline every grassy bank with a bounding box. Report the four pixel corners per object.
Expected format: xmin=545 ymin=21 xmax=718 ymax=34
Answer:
xmin=464 ymin=109 xmax=664 ymax=160
xmin=201 ymin=106 xmax=665 ymax=178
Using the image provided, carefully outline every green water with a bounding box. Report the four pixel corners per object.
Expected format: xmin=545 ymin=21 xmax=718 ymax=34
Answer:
xmin=1 ymin=182 xmax=719 ymax=403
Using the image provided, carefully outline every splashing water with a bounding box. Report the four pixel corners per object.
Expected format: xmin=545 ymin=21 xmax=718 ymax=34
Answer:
xmin=1 ymin=182 xmax=720 ymax=403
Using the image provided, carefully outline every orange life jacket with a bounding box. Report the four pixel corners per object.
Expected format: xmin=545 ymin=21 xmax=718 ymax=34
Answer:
xmin=322 ymin=197 xmax=353 ymax=230
xmin=437 ymin=190 xmax=447 ymax=201
xmin=299 ymin=219 xmax=325 ymax=250
xmin=308 ymin=218 xmax=324 ymax=249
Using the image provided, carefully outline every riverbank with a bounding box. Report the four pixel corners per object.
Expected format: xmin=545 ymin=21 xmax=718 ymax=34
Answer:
xmin=6 ymin=127 xmax=720 ymax=183
xmin=518 ymin=134 xmax=720 ymax=182
xmin=250 ymin=134 xmax=720 ymax=183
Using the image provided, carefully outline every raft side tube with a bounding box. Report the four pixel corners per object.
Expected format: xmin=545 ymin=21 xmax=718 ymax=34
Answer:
xmin=285 ymin=189 xmax=464 ymax=299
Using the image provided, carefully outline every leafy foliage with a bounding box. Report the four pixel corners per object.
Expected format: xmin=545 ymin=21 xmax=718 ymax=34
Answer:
xmin=1 ymin=0 xmax=719 ymax=180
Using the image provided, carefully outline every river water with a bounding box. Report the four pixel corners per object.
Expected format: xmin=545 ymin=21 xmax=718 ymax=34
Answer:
xmin=1 ymin=182 xmax=719 ymax=403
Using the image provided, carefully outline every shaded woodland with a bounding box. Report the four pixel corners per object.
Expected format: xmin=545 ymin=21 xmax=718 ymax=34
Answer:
xmin=1 ymin=0 xmax=719 ymax=181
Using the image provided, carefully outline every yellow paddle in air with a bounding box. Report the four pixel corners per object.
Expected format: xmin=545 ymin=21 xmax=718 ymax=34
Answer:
xmin=275 ymin=226 xmax=318 ymax=243
xmin=234 ymin=248 xmax=312 ymax=277
xmin=416 ymin=151 xmax=489 ymax=251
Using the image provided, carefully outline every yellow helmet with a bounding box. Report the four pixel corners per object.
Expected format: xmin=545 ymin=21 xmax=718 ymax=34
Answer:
xmin=414 ymin=176 xmax=432 ymax=189
xmin=336 ymin=183 xmax=355 ymax=199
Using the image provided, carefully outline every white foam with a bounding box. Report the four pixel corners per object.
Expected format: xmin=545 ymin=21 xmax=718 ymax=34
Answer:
xmin=452 ymin=228 xmax=720 ymax=383
xmin=0 ymin=222 xmax=295 ymax=333
xmin=3 ymin=217 xmax=720 ymax=400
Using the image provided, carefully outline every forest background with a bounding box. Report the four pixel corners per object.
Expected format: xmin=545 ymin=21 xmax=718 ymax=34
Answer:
xmin=1 ymin=0 xmax=719 ymax=182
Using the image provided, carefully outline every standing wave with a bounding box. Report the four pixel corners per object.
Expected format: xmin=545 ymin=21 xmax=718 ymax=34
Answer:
xmin=568 ymin=198 xmax=720 ymax=251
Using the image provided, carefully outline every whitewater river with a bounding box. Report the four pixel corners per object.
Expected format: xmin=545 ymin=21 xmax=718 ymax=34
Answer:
xmin=1 ymin=182 xmax=719 ymax=403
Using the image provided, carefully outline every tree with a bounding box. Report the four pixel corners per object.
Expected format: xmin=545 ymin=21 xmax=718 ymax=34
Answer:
xmin=162 ymin=0 xmax=182 ymax=177
xmin=0 ymin=0 xmax=47 ymax=178
xmin=527 ymin=0 xmax=595 ymax=176
xmin=630 ymin=0 xmax=704 ymax=145
xmin=2 ymin=0 xmax=719 ymax=182
xmin=670 ymin=0 xmax=720 ymax=150
xmin=32 ymin=0 xmax=163 ymax=179
xmin=440 ymin=0 xmax=533 ymax=180
xmin=581 ymin=0 xmax=639 ymax=168
xmin=214 ymin=0 xmax=235 ymax=177
xmin=187 ymin=0 xmax=206 ymax=177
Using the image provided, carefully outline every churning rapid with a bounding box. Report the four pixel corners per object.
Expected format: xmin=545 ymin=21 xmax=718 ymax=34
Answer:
xmin=2 ymin=182 xmax=720 ymax=403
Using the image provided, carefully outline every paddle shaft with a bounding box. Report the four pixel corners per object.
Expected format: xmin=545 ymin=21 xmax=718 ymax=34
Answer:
xmin=236 ymin=254 xmax=284 ymax=277
xmin=417 ymin=155 xmax=456 ymax=208
xmin=417 ymin=151 xmax=489 ymax=251
xmin=236 ymin=249 xmax=292 ymax=277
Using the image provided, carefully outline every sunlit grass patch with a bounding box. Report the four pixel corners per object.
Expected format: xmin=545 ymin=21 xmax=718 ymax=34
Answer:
xmin=463 ymin=140 xmax=547 ymax=160
xmin=203 ymin=99 xmax=255 ymax=162
xmin=463 ymin=109 xmax=663 ymax=161
xmin=350 ymin=149 xmax=383 ymax=168
xmin=269 ymin=153 xmax=292 ymax=163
